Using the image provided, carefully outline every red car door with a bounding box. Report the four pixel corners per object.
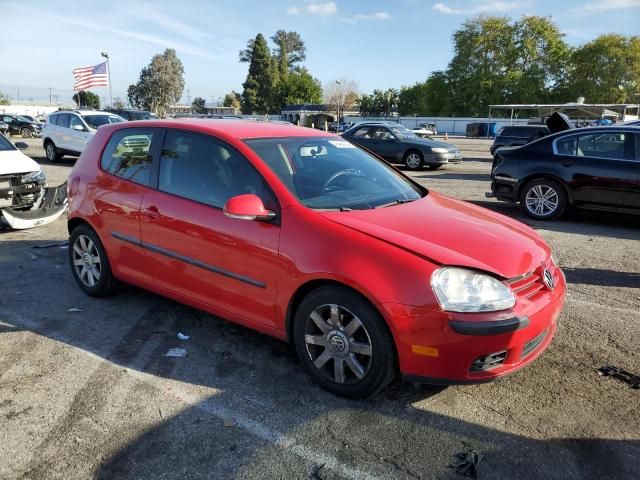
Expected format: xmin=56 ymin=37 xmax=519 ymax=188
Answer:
xmin=139 ymin=129 xmax=281 ymax=327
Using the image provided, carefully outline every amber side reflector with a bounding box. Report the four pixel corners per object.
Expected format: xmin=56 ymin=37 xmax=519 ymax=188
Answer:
xmin=411 ymin=345 xmax=439 ymax=357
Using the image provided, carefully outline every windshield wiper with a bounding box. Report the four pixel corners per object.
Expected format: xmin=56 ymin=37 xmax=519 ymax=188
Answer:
xmin=374 ymin=198 xmax=418 ymax=209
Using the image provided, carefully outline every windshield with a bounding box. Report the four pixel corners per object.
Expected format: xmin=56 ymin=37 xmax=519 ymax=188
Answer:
xmin=0 ymin=134 xmax=15 ymax=151
xmin=389 ymin=126 xmax=418 ymax=139
xmin=83 ymin=115 xmax=125 ymax=129
xmin=245 ymin=137 xmax=424 ymax=210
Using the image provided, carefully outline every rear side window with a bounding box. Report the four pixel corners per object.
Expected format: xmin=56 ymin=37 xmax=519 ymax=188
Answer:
xmin=158 ymin=130 xmax=275 ymax=209
xmin=555 ymin=136 xmax=577 ymax=156
xmin=576 ymin=132 xmax=632 ymax=160
xmin=57 ymin=114 xmax=70 ymax=128
xmin=101 ymin=129 xmax=155 ymax=186
xmin=352 ymin=127 xmax=371 ymax=138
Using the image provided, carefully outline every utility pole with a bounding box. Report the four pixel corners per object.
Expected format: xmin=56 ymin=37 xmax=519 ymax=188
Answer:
xmin=101 ymin=52 xmax=113 ymax=107
xmin=187 ymin=89 xmax=191 ymax=105
xmin=48 ymin=88 xmax=52 ymax=103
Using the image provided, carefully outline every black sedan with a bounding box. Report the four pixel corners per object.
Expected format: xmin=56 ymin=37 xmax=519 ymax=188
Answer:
xmin=0 ymin=114 xmax=42 ymax=138
xmin=489 ymin=125 xmax=640 ymax=220
xmin=342 ymin=122 xmax=462 ymax=170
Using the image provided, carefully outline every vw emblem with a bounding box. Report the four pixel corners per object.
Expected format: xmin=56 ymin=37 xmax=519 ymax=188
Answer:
xmin=330 ymin=335 xmax=346 ymax=352
xmin=543 ymin=269 xmax=555 ymax=290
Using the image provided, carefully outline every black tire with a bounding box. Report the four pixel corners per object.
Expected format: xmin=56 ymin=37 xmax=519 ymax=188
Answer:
xmin=519 ymin=178 xmax=567 ymax=221
xmin=20 ymin=127 xmax=32 ymax=138
xmin=44 ymin=140 xmax=61 ymax=162
xmin=426 ymin=164 xmax=444 ymax=170
xmin=69 ymin=224 xmax=117 ymax=297
xmin=403 ymin=150 xmax=424 ymax=171
xmin=293 ymin=286 xmax=397 ymax=398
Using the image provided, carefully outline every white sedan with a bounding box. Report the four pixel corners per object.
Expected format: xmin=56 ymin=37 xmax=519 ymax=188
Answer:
xmin=0 ymin=136 xmax=66 ymax=229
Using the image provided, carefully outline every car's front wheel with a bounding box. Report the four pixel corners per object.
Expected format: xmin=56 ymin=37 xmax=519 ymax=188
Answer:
xmin=20 ymin=127 xmax=32 ymax=138
xmin=293 ymin=286 xmax=396 ymax=398
xmin=520 ymin=178 xmax=567 ymax=220
xmin=69 ymin=224 xmax=116 ymax=297
xmin=403 ymin=150 xmax=423 ymax=170
xmin=44 ymin=140 xmax=61 ymax=162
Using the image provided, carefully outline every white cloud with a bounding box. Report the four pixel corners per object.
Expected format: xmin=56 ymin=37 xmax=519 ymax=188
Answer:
xmin=433 ymin=1 xmax=530 ymax=15
xmin=573 ymin=0 xmax=640 ymax=14
xmin=342 ymin=11 xmax=391 ymax=23
xmin=287 ymin=2 xmax=337 ymax=16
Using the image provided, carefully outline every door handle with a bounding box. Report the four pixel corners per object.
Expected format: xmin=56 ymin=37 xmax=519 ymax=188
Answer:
xmin=143 ymin=205 xmax=160 ymax=220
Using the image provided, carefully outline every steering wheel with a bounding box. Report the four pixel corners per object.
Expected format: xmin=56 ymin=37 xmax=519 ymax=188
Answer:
xmin=321 ymin=170 xmax=358 ymax=193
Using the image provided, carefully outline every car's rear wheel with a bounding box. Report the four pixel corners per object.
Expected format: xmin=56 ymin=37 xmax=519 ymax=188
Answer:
xmin=520 ymin=178 xmax=567 ymax=220
xmin=69 ymin=224 xmax=116 ymax=297
xmin=44 ymin=140 xmax=61 ymax=162
xmin=403 ymin=150 xmax=423 ymax=170
xmin=20 ymin=127 xmax=32 ymax=138
xmin=293 ymin=286 xmax=396 ymax=398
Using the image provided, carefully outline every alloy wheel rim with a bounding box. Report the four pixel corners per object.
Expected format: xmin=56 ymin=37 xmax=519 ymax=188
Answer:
xmin=72 ymin=235 xmax=101 ymax=287
xmin=46 ymin=144 xmax=55 ymax=159
xmin=304 ymin=304 xmax=373 ymax=384
xmin=406 ymin=154 xmax=421 ymax=169
xmin=22 ymin=128 xmax=31 ymax=138
xmin=525 ymin=185 xmax=558 ymax=217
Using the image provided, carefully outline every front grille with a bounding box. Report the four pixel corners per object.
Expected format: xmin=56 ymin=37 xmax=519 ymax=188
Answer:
xmin=507 ymin=271 xmax=545 ymax=300
xmin=521 ymin=329 xmax=547 ymax=359
xmin=470 ymin=350 xmax=507 ymax=372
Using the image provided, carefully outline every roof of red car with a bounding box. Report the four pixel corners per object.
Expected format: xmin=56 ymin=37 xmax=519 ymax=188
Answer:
xmin=124 ymin=119 xmax=334 ymax=139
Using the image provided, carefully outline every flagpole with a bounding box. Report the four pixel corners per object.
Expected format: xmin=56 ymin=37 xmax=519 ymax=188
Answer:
xmin=101 ymin=51 xmax=112 ymax=107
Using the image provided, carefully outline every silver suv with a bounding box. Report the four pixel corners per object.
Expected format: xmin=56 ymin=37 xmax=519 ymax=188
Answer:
xmin=42 ymin=110 xmax=124 ymax=162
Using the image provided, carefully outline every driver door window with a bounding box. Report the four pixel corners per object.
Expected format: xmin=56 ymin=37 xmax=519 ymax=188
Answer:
xmin=69 ymin=115 xmax=85 ymax=131
xmin=371 ymin=127 xmax=395 ymax=141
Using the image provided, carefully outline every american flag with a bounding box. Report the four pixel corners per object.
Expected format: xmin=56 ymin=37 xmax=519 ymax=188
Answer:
xmin=73 ymin=62 xmax=109 ymax=91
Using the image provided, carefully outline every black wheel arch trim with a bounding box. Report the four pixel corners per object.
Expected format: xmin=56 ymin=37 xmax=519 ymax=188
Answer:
xmin=448 ymin=316 xmax=529 ymax=336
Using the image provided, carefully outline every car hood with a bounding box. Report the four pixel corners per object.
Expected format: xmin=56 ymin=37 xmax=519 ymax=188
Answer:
xmin=407 ymin=137 xmax=457 ymax=150
xmin=0 ymin=150 xmax=42 ymax=175
xmin=320 ymin=192 xmax=550 ymax=279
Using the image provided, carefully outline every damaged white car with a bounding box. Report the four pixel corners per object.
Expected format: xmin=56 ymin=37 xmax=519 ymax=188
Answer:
xmin=0 ymin=136 xmax=66 ymax=229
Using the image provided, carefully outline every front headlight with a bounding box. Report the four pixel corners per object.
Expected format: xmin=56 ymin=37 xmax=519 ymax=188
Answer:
xmin=431 ymin=267 xmax=515 ymax=313
xmin=21 ymin=170 xmax=46 ymax=184
xmin=431 ymin=147 xmax=449 ymax=153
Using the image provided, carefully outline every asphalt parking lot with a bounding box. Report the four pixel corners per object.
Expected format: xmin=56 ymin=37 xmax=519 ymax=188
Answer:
xmin=1 ymin=136 xmax=638 ymax=480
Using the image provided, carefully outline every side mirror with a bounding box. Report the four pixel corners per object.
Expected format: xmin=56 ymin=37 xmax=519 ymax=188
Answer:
xmin=72 ymin=124 xmax=85 ymax=132
xmin=223 ymin=194 xmax=276 ymax=221
xmin=15 ymin=141 xmax=28 ymax=150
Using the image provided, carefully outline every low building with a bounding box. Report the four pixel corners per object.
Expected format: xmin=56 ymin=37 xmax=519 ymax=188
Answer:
xmin=281 ymin=104 xmax=359 ymax=126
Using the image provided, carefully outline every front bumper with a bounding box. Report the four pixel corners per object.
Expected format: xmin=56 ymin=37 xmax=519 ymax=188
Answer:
xmin=381 ymin=263 xmax=566 ymax=384
xmin=429 ymin=152 xmax=463 ymax=164
xmin=1 ymin=182 xmax=67 ymax=229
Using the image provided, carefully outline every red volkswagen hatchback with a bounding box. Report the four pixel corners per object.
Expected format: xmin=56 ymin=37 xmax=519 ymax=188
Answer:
xmin=67 ymin=119 xmax=566 ymax=397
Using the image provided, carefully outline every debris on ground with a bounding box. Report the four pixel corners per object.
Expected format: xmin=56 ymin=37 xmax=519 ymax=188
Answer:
xmin=449 ymin=450 xmax=482 ymax=478
xmin=308 ymin=463 xmax=325 ymax=479
xmin=223 ymin=417 xmax=236 ymax=427
xmin=598 ymin=366 xmax=640 ymax=389
xmin=67 ymin=308 xmax=84 ymax=312
xmin=177 ymin=332 xmax=190 ymax=340
xmin=165 ymin=348 xmax=187 ymax=358
xmin=32 ymin=241 xmax=69 ymax=249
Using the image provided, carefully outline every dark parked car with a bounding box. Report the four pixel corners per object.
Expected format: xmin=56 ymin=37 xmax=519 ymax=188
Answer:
xmin=0 ymin=114 xmax=42 ymax=138
xmin=0 ymin=121 xmax=8 ymax=136
xmin=105 ymin=109 xmax=154 ymax=121
xmin=489 ymin=125 xmax=640 ymax=220
xmin=342 ymin=121 xmax=462 ymax=170
xmin=490 ymin=125 xmax=550 ymax=157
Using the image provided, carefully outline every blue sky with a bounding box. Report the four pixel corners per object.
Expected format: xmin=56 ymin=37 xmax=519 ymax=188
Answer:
xmin=1 ymin=0 xmax=639 ymax=105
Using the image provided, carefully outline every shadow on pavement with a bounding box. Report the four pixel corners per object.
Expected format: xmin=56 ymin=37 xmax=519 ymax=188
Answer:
xmin=562 ymin=268 xmax=640 ymax=288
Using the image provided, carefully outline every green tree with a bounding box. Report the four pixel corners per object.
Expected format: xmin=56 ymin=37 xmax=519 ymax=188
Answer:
xmin=192 ymin=96 xmax=207 ymax=114
xmin=127 ymin=48 xmax=185 ymax=117
xmin=223 ymin=91 xmax=242 ymax=111
xmin=72 ymin=90 xmax=100 ymax=109
xmin=446 ymin=16 xmax=515 ymax=115
xmin=271 ymin=30 xmax=306 ymax=74
xmin=506 ymin=15 xmax=570 ymax=103
xmin=113 ymin=98 xmax=126 ymax=109
xmin=568 ymin=34 xmax=640 ymax=103
xmin=241 ymin=34 xmax=276 ymax=114
xmin=398 ymin=82 xmax=429 ymax=116
xmin=423 ymin=72 xmax=450 ymax=116
xmin=0 ymin=92 xmax=10 ymax=105
xmin=277 ymin=67 xmax=322 ymax=106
